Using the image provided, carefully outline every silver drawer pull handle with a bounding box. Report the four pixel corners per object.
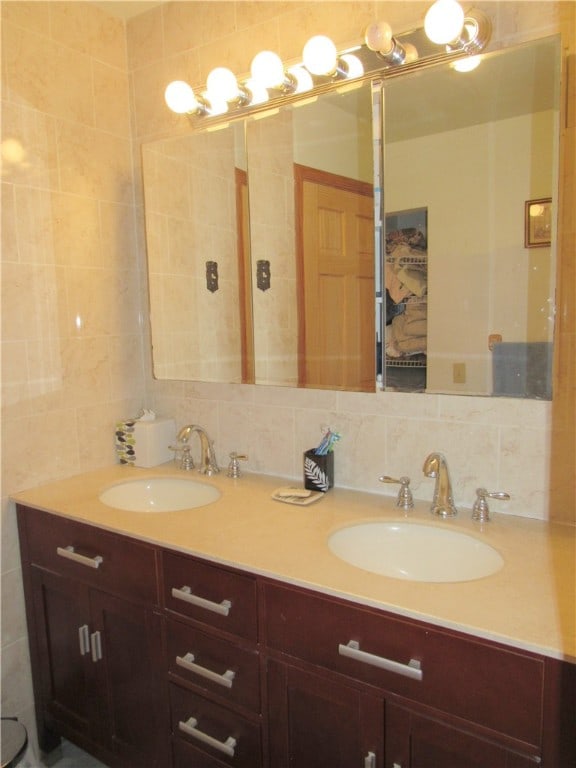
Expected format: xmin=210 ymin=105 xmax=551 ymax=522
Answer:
xmin=172 ymin=586 xmax=232 ymax=616
xmin=176 ymin=652 xmax=236 ymax=688
xmin=90 ymin=630 xmax=102 ymax=662
xmin=338 ymin=640 xmax=423 ymax=682
xmin=57 ymin=546 xmax=103 ymax=569
xmin=364 ymin=751 xmax=376 ymax=768
xmin=178 ymin=717 xmax=237 ymax=757
xmin=78 ymin=624 xmax=90 ymax=656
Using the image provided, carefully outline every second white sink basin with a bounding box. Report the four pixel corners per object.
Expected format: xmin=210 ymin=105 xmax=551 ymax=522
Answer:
xmin=99 ymin=477 xmax=220 ymax=513
xmin=328 ymin=521 xmax=503 ymax=583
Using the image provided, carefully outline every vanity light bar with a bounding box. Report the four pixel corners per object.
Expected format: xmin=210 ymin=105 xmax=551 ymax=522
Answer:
xmin=165 ymin=7 xmax=491 ymax=125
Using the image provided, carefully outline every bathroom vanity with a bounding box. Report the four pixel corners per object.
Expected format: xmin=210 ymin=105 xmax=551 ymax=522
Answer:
xmin=14 ymin=466 xmax=575 ymax=768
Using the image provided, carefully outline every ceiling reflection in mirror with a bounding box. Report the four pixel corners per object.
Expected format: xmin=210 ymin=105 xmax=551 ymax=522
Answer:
xmin=142 ymin=35 xmax=560 ymax=399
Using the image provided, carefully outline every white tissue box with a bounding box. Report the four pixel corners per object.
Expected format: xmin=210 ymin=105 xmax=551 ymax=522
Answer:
xmin=116 ymin=417 xmax=176 ymax=468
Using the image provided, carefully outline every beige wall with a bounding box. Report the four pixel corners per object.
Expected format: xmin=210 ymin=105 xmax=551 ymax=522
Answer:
xmin=1 ymin=0 xmax=145 ymax=747
xmin=1 ymin=0 xmax=574 ymax=758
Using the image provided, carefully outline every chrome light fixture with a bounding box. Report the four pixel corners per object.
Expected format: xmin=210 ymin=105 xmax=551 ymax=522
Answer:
xmin=364 ymin=21 xmax=408 ymax=65
xmin=165 ymin=5 xmax=491 ymax=124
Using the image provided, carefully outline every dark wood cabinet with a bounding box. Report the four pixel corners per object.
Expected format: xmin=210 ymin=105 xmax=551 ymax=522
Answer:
xmin=89 ymin=590 xmax=166 ymax=766
xmin=162 ymin=550 xmax=263 ymax=767
xmin=17 ymin=504 xmax=575 ymax=768
xmin=263 ymin=580 xmax=574 ymax=768
xmin=385 ymin=703 xmax=537 ymax=768
xmin=267 ymin=658 xmax=383 ymax=768
xmin=17 ymin=506 xmax=167 ymax=768
xmin=29 ymin=568 xmax=95 ymax=744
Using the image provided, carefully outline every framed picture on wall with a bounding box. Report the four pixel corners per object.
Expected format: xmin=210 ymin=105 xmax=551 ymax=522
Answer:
xmin=524 ymin=198 xmax=552 ymax=248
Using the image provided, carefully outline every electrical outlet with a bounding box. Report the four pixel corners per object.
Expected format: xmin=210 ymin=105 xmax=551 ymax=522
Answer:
xmin=453 ymin=363 xmax=466 ymax=384
xmin=488 ymin=333 xmax=502 ymax=350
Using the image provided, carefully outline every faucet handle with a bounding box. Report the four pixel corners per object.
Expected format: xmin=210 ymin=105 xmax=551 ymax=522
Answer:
xmin=169 ymin=443 xmax=194 ymax=471
xmin=471 ymin=488 xmax=510 ymax=522
xmin=379 ymin=475 xmax=414 ymax=510
xmin=227 ymin=452 xmax=248 ymax=478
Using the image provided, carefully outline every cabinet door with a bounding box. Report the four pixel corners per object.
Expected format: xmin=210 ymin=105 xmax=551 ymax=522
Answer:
xmin=90 ymin=589 xmax=168 ymax=768
xmin=268 ymin=659 xmax=383 ymax=768
xmin=30 ymin=568 xmax=97 ymax=744
xmin=386 ymin=703 xmax=537 ymax=768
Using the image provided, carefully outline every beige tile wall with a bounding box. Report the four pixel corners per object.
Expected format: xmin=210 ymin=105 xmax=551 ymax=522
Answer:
xmin=1 ymin=0 xmax=144 ymax=747
xmin=1 ymin=0 xmax=574 ymax=756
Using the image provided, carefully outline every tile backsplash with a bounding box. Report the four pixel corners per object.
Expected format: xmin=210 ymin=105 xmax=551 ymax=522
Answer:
xmin=148 ymin=379 xmax=552 ymax=519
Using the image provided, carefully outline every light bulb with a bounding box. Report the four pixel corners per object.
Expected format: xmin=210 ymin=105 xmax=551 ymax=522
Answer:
xmin=206 ymin=67 xmax=240 ymax=102
xmin=302 ymin=35 xmax=337 ymax=76
xmin=164 ymin=80 xmax=200 ymax=114
xmin=203 ymin=91 xmax=229 ymax=117
xmin=403 ymin=43 xmax=419 ymax=63
xmin=251 ymin=51 xmax=286 ymax=89
xmin=424 ymin=0 xmax=465 ymax=45
xmin=245 ymin=78 xmax=269 ymax=106
xmin=287 ymin=65 xmax=314 ymax=94
xmin=452 ymin=55 xmax=481 ymax=72
xmin=364 ymin=21 xmax=394 ymax=54
xmin=340 ymin=54 xmax=364 ymax=79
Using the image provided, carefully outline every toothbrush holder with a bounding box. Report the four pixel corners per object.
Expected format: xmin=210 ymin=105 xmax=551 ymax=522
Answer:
xmin=303 ymin=449 xmax=334 ymax=493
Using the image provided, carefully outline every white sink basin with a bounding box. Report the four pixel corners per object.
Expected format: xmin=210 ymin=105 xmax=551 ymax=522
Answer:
xmin=328 ymin=522 xmax=503 ymax=583
xmin=99 ymin=477 xmax=220 ymax=513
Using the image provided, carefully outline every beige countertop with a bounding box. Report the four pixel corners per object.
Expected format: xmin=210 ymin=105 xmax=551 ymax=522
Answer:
xmin=12 ymin=463 xmax=576 ymax=663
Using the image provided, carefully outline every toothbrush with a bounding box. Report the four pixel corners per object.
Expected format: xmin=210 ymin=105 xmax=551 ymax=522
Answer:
xmin=315 ymin=429 xmax=341 ymax=455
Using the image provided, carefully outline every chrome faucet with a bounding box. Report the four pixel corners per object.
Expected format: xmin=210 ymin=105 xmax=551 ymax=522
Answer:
xmin=422 ymin=452 xmax=458 ymax=518
xmin=174 ymin=424 xmax=220 ymax=475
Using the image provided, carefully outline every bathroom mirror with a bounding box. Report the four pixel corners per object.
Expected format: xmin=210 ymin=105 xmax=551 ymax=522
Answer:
xmin=244 ymin=84 xmax=374 ymax=389
xmin=381 ymin=36 xmax=559 ymax=398
xmin=142 ymin=122 xmax=251 ymax=382
xmin=142 ymin=35 xmax=559 ymax=398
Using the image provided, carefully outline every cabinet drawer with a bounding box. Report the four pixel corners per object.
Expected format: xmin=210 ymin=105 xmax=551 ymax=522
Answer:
xmin=167 ymin=618 xmax=260 ymax=713
xmin=18 ymin=506 xmax=158 ymax=605
xmin=170 ymin=683 xmax=262 ymax=768
xmin=263 ymin=582 xmax=544 ymax=749
xmin=162 ymin=551 xmax=258 ymax=641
